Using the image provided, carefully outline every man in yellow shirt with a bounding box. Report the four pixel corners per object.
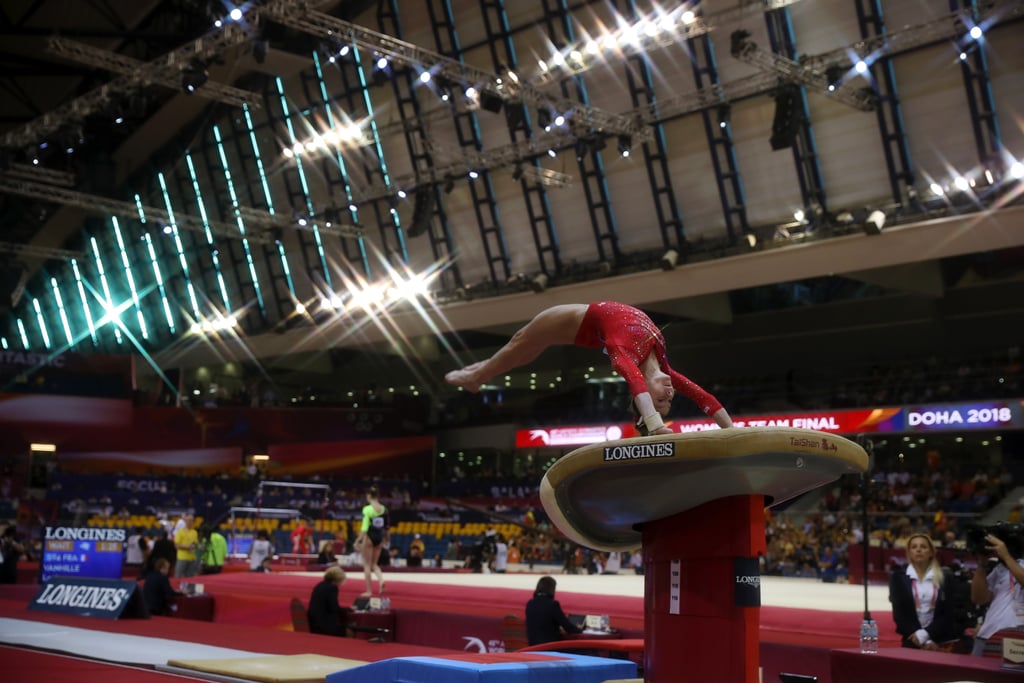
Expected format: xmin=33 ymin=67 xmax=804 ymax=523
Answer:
xmin=174 ymin=514 xmax=200 ymax=578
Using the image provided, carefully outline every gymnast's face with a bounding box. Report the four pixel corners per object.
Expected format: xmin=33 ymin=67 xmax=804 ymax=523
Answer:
xmin=645 ymin=370 xmax=675 ymax=415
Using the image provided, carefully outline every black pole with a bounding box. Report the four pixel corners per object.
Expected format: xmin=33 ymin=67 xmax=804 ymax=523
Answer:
xmin=859 ymin=436 xmax=875 ymax=619
xmin=862 ymin=471 xmax=871 ymax=620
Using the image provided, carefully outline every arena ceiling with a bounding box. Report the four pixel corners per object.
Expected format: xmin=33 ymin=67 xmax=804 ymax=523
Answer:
xmin=0 ymin=0 xmax=1022 ymax=397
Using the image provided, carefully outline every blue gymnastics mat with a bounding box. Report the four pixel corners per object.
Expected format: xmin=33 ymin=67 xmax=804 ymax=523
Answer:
xmin=325 ymin=651 xmax=637 ymax=683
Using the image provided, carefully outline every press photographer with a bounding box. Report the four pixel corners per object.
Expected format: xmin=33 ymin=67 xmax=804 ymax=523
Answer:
xmin=969 ymin=522 xmax=1024 ymax=656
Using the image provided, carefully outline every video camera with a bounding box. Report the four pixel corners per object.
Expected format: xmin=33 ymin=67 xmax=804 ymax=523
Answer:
xmin=965 ymin=521 xmax=1024 ymax=558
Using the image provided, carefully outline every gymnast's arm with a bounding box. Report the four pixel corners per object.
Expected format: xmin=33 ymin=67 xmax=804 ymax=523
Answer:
xmin=606 ymin=347 xmax=673 ymax=435
xmin=665 ymin=367 xmax=734 ymax=429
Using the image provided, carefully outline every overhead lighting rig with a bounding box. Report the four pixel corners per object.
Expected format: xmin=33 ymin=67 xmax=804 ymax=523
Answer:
xmin=0 ymin=240 xmax=84 ymax=261
xmin=353 ymin=127 xmax=584 ymax=202
xmin=260 ymin=0 xmax=648 ymax=141
xmin=0 ymin=176 xmax=277 ymax=245
xmin=799 ymin=0 xmax=1023 ymax=73
xmin=47 ymin=38 xmax=260 ymax=109
xmin=2 ymin=20 xmax=257 ymax=150
xmin=531 ymin=0 xmax=806 ymax=84
xmin=729 ymin=30 xmax=878 ymax=111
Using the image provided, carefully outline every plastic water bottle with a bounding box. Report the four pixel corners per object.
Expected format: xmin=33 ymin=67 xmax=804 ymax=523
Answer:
xmin=867 ymin=619 xmax=879 ymax=653
xmin=859 ymin=618 xmax=878 ymax=654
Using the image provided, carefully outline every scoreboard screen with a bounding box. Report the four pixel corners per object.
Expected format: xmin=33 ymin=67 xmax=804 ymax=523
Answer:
xmin=41 ymin=526 xmax=126 ymax=583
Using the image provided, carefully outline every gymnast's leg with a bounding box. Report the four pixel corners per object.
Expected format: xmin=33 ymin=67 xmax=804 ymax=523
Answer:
xmin=445 ymin=304 xmax=589 ymax=392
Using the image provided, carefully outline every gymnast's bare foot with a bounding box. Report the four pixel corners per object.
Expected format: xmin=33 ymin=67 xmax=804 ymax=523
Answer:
xmin=445 ymin=369 xmax=481 ymax=393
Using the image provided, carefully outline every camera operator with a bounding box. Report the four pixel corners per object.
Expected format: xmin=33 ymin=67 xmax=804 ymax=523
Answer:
xmin=970 ymin=531 xmax=1024 ymax=656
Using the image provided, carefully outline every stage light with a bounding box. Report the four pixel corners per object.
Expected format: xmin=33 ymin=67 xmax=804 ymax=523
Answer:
xmin=770 ymin=85 xmax=802 ymax=150
xmin=855 ymin=60 xmax=868 ymax=73
xmin=575 ymin=139 xmax=588 ymax=162
xmin=743 ymin=232 xmax=758 ymax=249
xmin=529 ymin=273 xmax=549 ymax=293
xmin=181 ymin=60 xmax=208 ymax=93
xmin=660 ymin=249 xmax=679 ymax=271
xmin=419 ymin=71 xmax=431 ymax=84
xmin=229 ymin=7 xmax=243 ymax=21
xmin=825 ymin=65 xmax=845 ymax=92
xmin=505 ymin=101 xmax=527 ymax=130
xmin=863 ymin=210 xmax=886 ymax=235
xmin=1011 ymin=162 xmax=1024 ymax=179
xmin=253 ymin=37 xmax=268 ymax=64
xmin=617 ymin=134 xmax=632 ymax=157
xmin=538 ymin=107 xmax=553 ymax=130
xmin=716 ymin=105 xmax=730 ymax=129
xmin=969 ymin=25 xmax=983 ymax=40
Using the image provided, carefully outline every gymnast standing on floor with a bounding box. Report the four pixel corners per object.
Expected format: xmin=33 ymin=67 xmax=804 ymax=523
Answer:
xmin=445 ymin=301 xmax=734 ymax=435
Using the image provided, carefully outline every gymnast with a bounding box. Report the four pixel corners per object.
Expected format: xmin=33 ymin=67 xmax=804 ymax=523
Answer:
xmin=445 ymin=301 xmax=734 ymax=435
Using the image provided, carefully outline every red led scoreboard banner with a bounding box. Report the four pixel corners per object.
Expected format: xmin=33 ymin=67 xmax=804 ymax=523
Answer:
xmin=515 ymin=400 xmax=1023 ymax=448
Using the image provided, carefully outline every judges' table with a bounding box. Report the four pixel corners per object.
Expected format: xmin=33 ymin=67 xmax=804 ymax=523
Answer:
xmin=830 ymin=646 xmax=1021 ymax=683
xmin=172 ymin=594 xmax=215 ymax=621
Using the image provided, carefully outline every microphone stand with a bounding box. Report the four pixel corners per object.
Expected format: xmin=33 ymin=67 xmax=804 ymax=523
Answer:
xmin=858 ymin=436 xmax=875 ymax=622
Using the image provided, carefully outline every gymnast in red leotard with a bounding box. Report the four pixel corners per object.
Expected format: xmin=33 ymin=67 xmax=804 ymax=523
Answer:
xmin=444 ymin=302 xmax=734 ymax=435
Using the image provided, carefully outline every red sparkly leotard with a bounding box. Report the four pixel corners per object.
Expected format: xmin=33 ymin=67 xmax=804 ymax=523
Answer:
xmin=573 ymin=301 xmax=723 ymax=417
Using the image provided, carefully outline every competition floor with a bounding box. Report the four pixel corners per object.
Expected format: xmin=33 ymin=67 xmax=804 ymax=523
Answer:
xmin=0 ymin=568 xmax=897 ymax=683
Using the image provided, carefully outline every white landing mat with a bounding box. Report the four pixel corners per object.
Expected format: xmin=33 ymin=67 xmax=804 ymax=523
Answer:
xmin=0 ymin=617 xmax=263 ymax=666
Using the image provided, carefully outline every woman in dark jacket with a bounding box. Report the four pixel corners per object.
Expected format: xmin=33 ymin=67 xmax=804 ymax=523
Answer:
xmin=525 ymin=575 xmax=583 ymax=645
xmin=307 ymin=566 xmax=347 ymax=636
xmin=889 ymin=534 xmax=958 ymax=649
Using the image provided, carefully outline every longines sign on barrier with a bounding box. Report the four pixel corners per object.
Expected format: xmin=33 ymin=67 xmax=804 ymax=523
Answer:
xmin=29 ymin=577 xmax=148 ymax=619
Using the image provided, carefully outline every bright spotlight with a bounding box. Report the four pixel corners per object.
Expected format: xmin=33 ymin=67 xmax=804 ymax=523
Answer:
xmin=229 ymin=7 xmax=243 ymax=21
xmin=954 ymin=176 xmax=970 ymax=191
xmin=929 ymin=182 xmax=944 ymax=196
xmin=855 ymin=60 xmax=868 ymax=73
xmin=681 ymin=10 xmax=696 ymax=25
xmin=1010 ymin=162 xmax=1024 ymax=179
xmin=376 ymin=56 xmax=388 ymax=70
xmin=793 ymin=209 xmax=805 ymax=222
xmin=969 ymin=25 xmax=983 ymax=40
xmin=419 ymin=71 xmax=431 ymax=83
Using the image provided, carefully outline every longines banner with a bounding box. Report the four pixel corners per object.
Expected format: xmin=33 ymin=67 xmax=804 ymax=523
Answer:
xmin=515 ymin=400 xmax=1024 ymax=447
xmin=30 ymin=577 xmax=147 ymax=619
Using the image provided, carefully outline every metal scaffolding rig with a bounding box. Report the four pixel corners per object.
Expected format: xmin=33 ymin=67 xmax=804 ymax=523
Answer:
xmin=260 ymin=0 xmax=648 ymax=140
xmin=47 ymin=37 xmax=262 ymax=110
xmin=1 ymin=21 xmax=259 ymax=150
xmin=0 ymin=175 xmax=363 ymax=245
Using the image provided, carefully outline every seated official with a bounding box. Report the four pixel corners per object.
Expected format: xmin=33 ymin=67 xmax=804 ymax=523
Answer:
xmin=525 ymin=576 xmax=583 ymax=645
xmin=889 ymin=533 xmax=959 ymax=649
xmin=142 ymin=557 xmax=182 ymax=616
xmin=307 ymin=566 xmax=350 ymax=636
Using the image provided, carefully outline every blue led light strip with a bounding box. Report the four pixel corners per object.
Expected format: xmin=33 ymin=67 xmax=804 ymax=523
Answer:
xmin=312 ymin=51 xmax=370 ymax=275
xmin=134 ymin=194 xmax=176 ymax=334
xmin=50 ymin=278 xmax=75 ymax=348
xmin=31 ymin=298 xmax=52 ymax=349
xmin=212 ymin=125 xmax=266 ymax=314
xmin=184 ymin=151 xmax=232 ymax=312
xmin=275 ymin=76 xmax=331 ymax=286
xmin=242 ymin=104 xmax=297 ymax=296
xmin=90 ymin=236 xmax=123 ymax=344
xmin=71 ymin=259 xmax=98 ymax=345
xmin=156 ymin=172 xmax=201 ymax=320
xmin=110 ymin=216 xmax=149 ymax=340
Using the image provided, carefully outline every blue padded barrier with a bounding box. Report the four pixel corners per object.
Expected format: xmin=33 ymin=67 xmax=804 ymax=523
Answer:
xmin=326 ymin=651 xmax=637 ymax=683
